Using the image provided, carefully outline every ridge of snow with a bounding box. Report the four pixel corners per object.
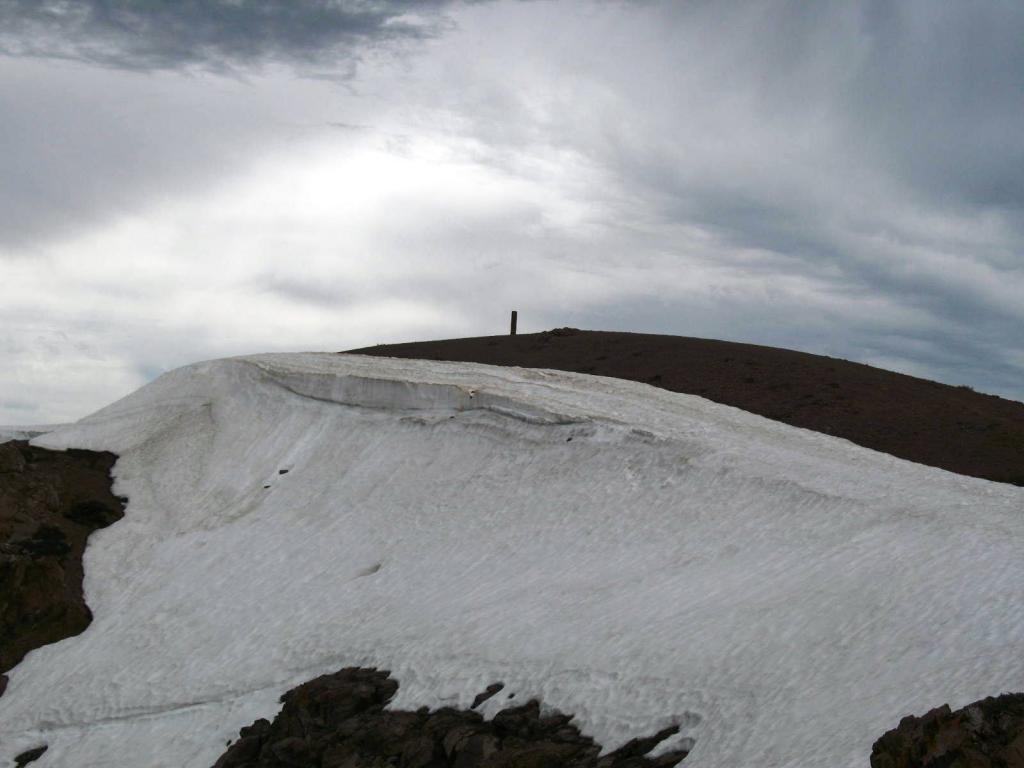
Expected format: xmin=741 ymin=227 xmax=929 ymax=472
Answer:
xmin=1 ymin=352 xmax=1021 ymax=768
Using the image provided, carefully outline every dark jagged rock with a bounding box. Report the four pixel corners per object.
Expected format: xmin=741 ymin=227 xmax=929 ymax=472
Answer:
xmin=12 ymin=524 xmax=71 ymax=557
xmin=871 ymin=693 xmax=1024 ymax=767
xmin=213 ymin=667 xmax=689 ymax=768
xmin=472 ymin=683 xmax=505 ymax=709
xmin=0 ymin=442 xmax=27 ymax=474
xmin=14 ymin=744 xmax=48 ymax=766
xmin=65 ymin=499 xmax=122 ymax=528
xmin=0 ymin=440 xmax=125 ymax=693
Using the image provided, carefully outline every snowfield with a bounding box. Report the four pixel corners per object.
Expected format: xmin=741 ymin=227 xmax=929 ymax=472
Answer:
xmin=1 ymin=353 xmax=1022 ymax=767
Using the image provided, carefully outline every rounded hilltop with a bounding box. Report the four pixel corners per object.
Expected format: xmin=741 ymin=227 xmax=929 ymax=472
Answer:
xmin=349 ymin=328 xmax=1024 ymax=486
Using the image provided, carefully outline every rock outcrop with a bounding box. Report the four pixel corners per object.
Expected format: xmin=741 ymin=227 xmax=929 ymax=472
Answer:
xmin=214 ymin=667 xmax=689 ymax=768
xmin=14 ymin=744 xmax=48 ymax=766
xmin=0 ymin=440 xmax=125 ymax=694
xmin=871 ymin=693 xmax=1024 ymax=767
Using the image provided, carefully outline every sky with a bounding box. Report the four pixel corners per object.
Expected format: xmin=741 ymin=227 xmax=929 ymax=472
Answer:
xmin=1 ymin=0 xmax=1023 ymax=424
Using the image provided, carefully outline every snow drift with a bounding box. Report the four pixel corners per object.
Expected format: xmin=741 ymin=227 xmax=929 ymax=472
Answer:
xmin=1 ymin=353 xmax=1022 ymax=767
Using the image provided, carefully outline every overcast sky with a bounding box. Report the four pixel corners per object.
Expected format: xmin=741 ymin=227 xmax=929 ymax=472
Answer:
xmin=1 ymin=0 xmax=1023 ymax=424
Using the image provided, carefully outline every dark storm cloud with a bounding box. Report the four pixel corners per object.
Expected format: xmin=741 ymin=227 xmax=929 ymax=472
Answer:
xmin=552 ymin=0 xmax=1024 ymax=395
xmin=629 ymin=0 xmax=1024 ymax=221
xmin=849 ymin=1 xmax=1024 ymax=214
xmin=0 ymin=0 xmax=462 ymax=75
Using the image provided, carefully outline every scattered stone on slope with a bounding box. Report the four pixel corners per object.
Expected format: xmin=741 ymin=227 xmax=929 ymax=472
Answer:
xmin=14 ymin=744 xmax=48 ymax=766
xmin=213 ymin=667 xmax=690 ymax=768
xmin=0 ymin=440 xmax=126 ymax=694
xmin=871 ymin=693 xmax=1024 ymax=768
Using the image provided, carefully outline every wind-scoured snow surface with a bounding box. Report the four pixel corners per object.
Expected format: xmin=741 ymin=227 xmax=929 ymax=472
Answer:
xmin=1 ymin=353 xmax=1022 ymax=767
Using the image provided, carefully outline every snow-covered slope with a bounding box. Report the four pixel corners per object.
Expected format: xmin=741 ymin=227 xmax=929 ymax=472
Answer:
xmin=1 ymin=353 xmax=1022 ymax=768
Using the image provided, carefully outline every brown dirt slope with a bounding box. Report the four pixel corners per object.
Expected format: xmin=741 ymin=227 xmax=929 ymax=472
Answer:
xmin=348 ymin=329 xmax=1024 ymax=486
xmin=0 ymin=440 xmax=125 ymax=698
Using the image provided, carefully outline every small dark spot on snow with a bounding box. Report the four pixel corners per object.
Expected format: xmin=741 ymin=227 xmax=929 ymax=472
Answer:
xmin=566 ymin=436 xmax=573 ymax=442
xmin=471 ymin=682 xmax=505 ymax=709
xmin=278 ymin=469 xmax=289 ymax=475
xmin=263 ymin=485 xmax=271 ymax=490
xmin=507 ymin=692 xmax=515 ymax=699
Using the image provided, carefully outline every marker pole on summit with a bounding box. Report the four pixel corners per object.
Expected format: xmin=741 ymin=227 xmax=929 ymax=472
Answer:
xmin=510 ymin=311 xmax=518 ymax=336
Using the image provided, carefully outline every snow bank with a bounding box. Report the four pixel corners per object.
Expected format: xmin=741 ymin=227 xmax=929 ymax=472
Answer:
xmin=1 ymin=353 xmax=1022 ymax=768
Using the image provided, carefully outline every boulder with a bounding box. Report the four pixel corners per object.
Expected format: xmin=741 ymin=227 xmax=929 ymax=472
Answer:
xmin=871 ymin=693 xmax=1024 ymax=768
xmin=214 ymin=667 xmax=690 ymax=768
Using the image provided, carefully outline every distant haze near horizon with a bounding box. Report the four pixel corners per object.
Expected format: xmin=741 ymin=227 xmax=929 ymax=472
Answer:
xmin=2 ymin=0 xmax=1023 ymax=424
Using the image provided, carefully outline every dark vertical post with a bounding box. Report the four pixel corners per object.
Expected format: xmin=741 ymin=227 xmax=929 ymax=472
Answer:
xmin=510 ymin=310 xmax=518 ymax=336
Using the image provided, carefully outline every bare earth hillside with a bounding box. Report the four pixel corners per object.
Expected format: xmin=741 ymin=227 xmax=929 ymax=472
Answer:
xmin=0 ymin=441 xmax=125 ymax=699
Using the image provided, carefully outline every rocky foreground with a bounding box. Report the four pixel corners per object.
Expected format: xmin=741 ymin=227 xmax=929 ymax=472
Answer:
xmin=871 ymin=693 xmax=1024 ymax=767
xmin=0 ymin=440 xmax=125 ymax=698
xmin=214 ymin=669 xmax=1024 ymax=768
xmin=214 ymin=667 xmax=688 ymax=768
